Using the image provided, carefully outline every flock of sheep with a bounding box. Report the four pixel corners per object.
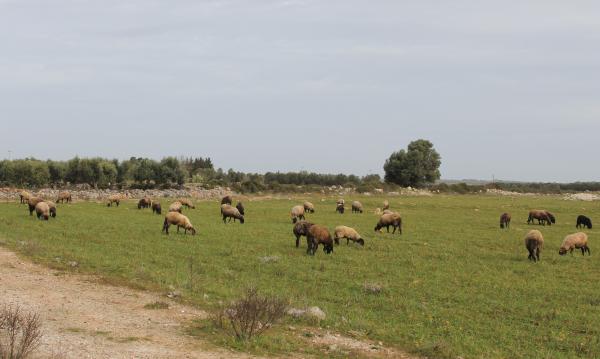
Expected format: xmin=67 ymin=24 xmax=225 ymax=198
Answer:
xmin=500 ymin=210 xmax=592 ymax=262
xmin=16 ymin=190 xmax=593 ymax=261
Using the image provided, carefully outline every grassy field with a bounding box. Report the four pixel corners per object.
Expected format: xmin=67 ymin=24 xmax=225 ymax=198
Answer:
xmin=0 ymin=194 xmax=599 ymax=358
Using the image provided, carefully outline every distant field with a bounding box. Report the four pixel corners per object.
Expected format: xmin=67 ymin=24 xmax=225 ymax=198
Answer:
xmin=0 ymin=194 xmax=599 ymax=358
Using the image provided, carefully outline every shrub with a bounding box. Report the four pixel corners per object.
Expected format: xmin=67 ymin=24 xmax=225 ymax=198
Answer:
xmin=0 ymin=305 xmax=43 ymax=359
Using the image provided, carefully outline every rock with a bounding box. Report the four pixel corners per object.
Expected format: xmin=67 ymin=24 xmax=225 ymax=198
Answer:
xmin=306 ymin=306 xmax=326 ymax=320
xmin=286 ymin=308 xmax=306 ymax=318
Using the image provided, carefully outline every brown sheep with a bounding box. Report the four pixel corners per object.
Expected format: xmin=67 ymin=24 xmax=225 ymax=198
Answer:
xmin=46 ymin=200 xmax=57 ymax=218
xmin=221 ymin=204 xmax=245 ymax=224
xmin=307 ymin=224 xmax=334 ymax=255
xmin=334 ymin=226 xmax=364 ymax=246
xmin=178 ymin=198 xmax=195 ymax=209
xmin=138 ymin=198 xmax=152 ymax=209
xmin=374 ymin=213 xmax=402 ymax=234
xmin=107 ymin=195 xmax=121 ymax=207
xmin=524 ymin=230 xmax=544 ymax=262
xmin=35 ymin=202 xmax=50 ymax=220
xmin=168 ymin=202 xmax=183 ymax=213
xmin=56 ymin=191 xmax=72 ymax=203
xmin=303 ymin=201 xmax=315 ymax=213
xmin=162 ymin=212 xmax=196 ymax=235
xmin=351 ymin=201 xmax=363 ymax=214
xmin=236 ymin=201 xmax=245 ymax=216
xmin=528 ymin=210 xmax=552 ymax=226
xmin=152 ymin=202 xmax=162 ymax=215
xmin=382 ymin=200 xmax=390 ymax=211
xmin=221 ymin=195 xmax=233 ymax=205
xmin=19 ymin=190 xmax=31 ymax=204
xmin=559 ymin=232 xmax=590 ymax=256
xmin=291 ymin=205 xmax=306 ymax=223
xmin=293 ymin=221 xmax=314 ymax=248
xmin=27 ymin=197 xmax=44 ymax=216
xmin=500 ymin=213 xmax=511 ymax=229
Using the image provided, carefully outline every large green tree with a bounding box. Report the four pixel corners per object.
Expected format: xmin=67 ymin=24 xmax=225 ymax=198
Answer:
xmin=384 ymin=139 xmax=441 ymax=187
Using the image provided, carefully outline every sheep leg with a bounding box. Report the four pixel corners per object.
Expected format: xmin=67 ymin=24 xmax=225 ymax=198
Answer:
xmin=581 ymin=247 xmax=585 ymax=256
xmin=536 ymin=248 xmax=540 ymax=261
xmin=177 ymin=225 xmax=180 ymax=233
xmin=295 ymin=235 xmax=300 ymax=248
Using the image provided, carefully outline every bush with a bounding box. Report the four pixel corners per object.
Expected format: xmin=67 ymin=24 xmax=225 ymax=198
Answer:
xmin=0 ymin=305 xmax=43 ymax=359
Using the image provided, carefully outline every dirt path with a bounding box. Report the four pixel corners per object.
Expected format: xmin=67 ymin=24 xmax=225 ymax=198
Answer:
xmin=0 ymin=247 xmax=254 ymax=359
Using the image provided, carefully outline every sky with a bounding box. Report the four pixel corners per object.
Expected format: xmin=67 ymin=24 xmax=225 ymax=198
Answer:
xmin=1 ymin=1 xmax=599 ymax=182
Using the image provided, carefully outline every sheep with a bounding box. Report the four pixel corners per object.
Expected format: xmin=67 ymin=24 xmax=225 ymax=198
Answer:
xmin=107 ymin=195 xmax=121 ymax=207
xmin=293 ymin=221 xmax=314 ymax=248
xmin=46 ymin=200 xmax=57 ymax=218
xmin=382 ymin=200 xmax=390 ymax=211
xmin=56 ymin=191 xmax=72 ymax=203
xmin=221 ymin=195 xmax=233 ymax=205
xmin=527 ymin=210 xmax=552 ymax=226
xmin=576 ymin=215 xmax=592 ymax=229
xmin=334 ymin=226 xmax=364 ymax=246
xmin=138 ymin=198 xmax=152 ymax=209
xmin=34 ymin=202 xmax=50 ymax=221
xmin=152 ymin=202 xmax=162 ymax=215
xmin=524 ymin=230 xmax=544 ymax=262
xmin=177 ymin=198 xmax=195 ymax=209
xmin=303 ymin=201 xmax=315 ymax=213
xmin=382 ymin=209 xmax=394 ymax=215
xmin=291 ymin=205 xmax=306 ymax=223
xmin=221 ymin=204 xmax=245 ymax=224
xmin=236 ymin=201 xmax=245 ymax=216
xmin=162 ymin=212 xmax=196 ymax=235
xmin=335 ymin=202 xmax=345 ymax=214
xmin=168 ymin=201 xmax=183 ymax=213
xmin=351 ymin=201 xmax=363 ymax=214
xmin=19 ymin=191 xmax=31 ymax=204
xmin=559 ymin=232 xmax=590 ymax=256
xmin=337 ymin=199 xmax=345 ymax=205
xmin=374 ymin=213 xmax=402 ymax=234
xmin=545 ymin=211 xmax=556 ymax=225
xmin=500 ymin=213 xmax=511 ymax=229
xmin=306 ymin=224 xmax=334 ymax=255
xmin=27 ymin=197 xmax=44 ymax=216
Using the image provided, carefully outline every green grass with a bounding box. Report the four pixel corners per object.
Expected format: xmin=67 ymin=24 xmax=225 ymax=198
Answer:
xmin=1 ymin=195 xmax=600 ymax=358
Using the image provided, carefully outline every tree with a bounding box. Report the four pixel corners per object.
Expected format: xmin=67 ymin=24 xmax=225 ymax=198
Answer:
xmin=383 ymin=139 xmax=441 ymax=187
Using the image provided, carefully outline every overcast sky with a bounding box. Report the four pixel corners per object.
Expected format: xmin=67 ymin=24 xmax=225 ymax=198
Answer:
xmin=1 ymin=1 xmax=598 ymax=182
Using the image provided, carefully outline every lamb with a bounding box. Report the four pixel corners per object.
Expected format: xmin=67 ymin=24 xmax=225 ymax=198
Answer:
xmin=303 ymin=201 xmax=315 ymax=213
xmin=162 ymin=212 xmax=196 ymax=235
xmin=374 ymin=213 xmax=402 ymax=234
xmin=236 ymin=201 xmax=245 ymax=216
xmin=293 ymin=221 xmax=314 ymax=248
xmin=335 ymin=202 xmax=345 ymax=214
xmin=177 ymin=198 xmax=195 ymax=209
xmin=500 ymin=213 xmax=511 ymax=229
xmin=559 ymin=232 xmax=590 ymax=256
xmin=168 ymin=202 xmax=183 ymax=213
xmin=306 ymin=224 xmax=334 ymax=255
xmin=56 ymin=191 xmax=72 ymax=203
xmin=576 ymin=215 xmax=592 ymax=229
xmin=382 ymin=200 xmax=390 ymax=211
xmin=291 ymin=205 xmax=306 ymax=223
xmin=138 ymin=198 xmax=152 ymax=209
xmin=46 ymin=200 xmax=57 ymax=218
xmin=107 ymin=195 xmax=121 ymax=207
xmin=34 ymin=202 xmax=50 ymax=221
xmin=334 ymin=226 xmax=364 ymax=246
xmin=27 ymin=197 xmax=44 ymax=216
xmin=221 ymin=204 xmax=245 ymax=224
xmin=351 ymin=201 xmax=363 ymax=214
xmin=152 ymin=202 xmax=162 ymax=215
xmin=19 ymin=191 xmax=31 ymax=204
xmin=524 ymin=230 xmax=544 ymax=262
xmin=221 ymin=195 xmax=233 ymax=205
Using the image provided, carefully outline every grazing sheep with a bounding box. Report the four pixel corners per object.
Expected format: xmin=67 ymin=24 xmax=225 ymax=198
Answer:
xmin=374 ymin=213 xmax=402 ymax=234
xmin=138 ymin=198 xmax=152 ymax=209
xmin=162 ymin=212 xmax=196 ymax=235
xmin=500 ymin=213 xmax=511 ymax=229
xmin=303 ymin=201 xmax=315 ymax=213
xmin=335 ymin=202 xmax=345 ymax=214
xmin=293 ymin=221 xmax=314 ymax=248
xmin=152 ymin=202 xmax=162 ymax=215
xmin=382 ymin=209 xmax=394 ymax=215
xmin=527 ymin=210 xmax=552 ymax=226
xmin=27 ymin=197 xmax=44 ymax=216
xmin=221 ymin=195 xmax=233 ymax=205
xmin=177 ymin=198 xmax=195 ymax=209
xmin=19 ymin=191 xmax=31 ymax=204
xmin=46 ymin=201 xmax=57 ymax=218
xmin=56 ymin=191 xmax=72 ymax=203
xmin=524 ymin=230 xmax=544 ymax=262
xmin=559 ymin=232 xmax=590 ymax=256
xmin=107 ymin=195 xmax=121 ymax=207
xmin=383 ymin=200 xmax=390 ymax=211
xmin=545 ymin=211 xmax=556 ymax=224
xmin=337 ymin=199 xmax=345 ymax=206
xmin=334 ymin=226 xmax=364 ymax=246
xmin=221 ymin=204 xmax=245 ymax=224
xmin=576 ymin=215 xmax=592 ymax=229
xmin=291 ymin=205 xmax=306 ymax=223
xmin=168 ymin=201 xmax=183 ymax=213
xmin=351 ymin=201 xmax=363 ymax=214
xmin=34 ymin=202 xmax=50 ymax=221
xmin=307 ymin=224 xmax=334 ymax=255
xmin=236 ymin=201 xmax=245 ymax=216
